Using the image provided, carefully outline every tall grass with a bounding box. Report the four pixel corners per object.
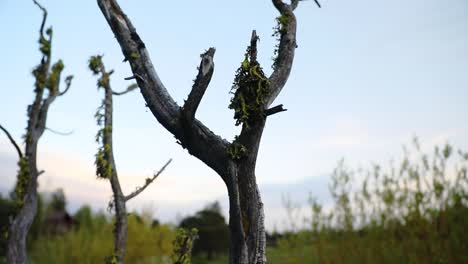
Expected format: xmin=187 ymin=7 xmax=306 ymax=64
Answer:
xmin=29 ymin=214 xmax=175 ymax=264
xmin=21 ymin=140 xmax=468 ymax=263
xmin=273 ymin=140 xmax=468 ymax=263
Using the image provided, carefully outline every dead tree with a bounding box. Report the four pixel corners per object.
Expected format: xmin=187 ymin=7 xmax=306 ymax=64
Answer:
xmin=96 ymin=0 xmax=319 ymax=263
xmin=1 ymin=1 xmax=73 ymax=263
xmin=89 ymin=55 xmax=171 ymax=264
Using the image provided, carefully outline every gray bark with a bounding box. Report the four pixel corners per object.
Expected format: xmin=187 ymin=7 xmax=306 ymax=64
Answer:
xmin=96 ymin=0 xmax=309 ymax=263
xmin=103 ymin=74 xmax=128 ymax=263
xmin=5 ymin=2 xmax=73 ymax=263
xmin=92 ymin=59 xmax=170 ymax=264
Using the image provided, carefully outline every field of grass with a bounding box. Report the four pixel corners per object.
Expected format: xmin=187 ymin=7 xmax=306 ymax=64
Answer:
xmin=1 ymin=141 xmax=466 ymax=264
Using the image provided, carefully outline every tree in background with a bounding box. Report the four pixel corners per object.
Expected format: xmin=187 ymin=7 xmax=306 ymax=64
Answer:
xmin=179 ymin=202 xmax=230 ymax=260
xmin=96 ymin=0 xmax=320 ymax=262
xmin=88 ymin=55 xmax=171 ymax=264
xmin=49 ymin=188 xmax=66 ymax=212
xmin=0 ymin=1 xmax=73 ymax=263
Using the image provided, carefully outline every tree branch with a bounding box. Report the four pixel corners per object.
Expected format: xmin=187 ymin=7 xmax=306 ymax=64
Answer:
xmin=97 ymin=0 xmax=231 ymax=178
xmin=36 ymin=92 xmax=58 ymax=134
xmin=291 ymin=0 xmax=321 ymax=10
xmin=249 ymin=31 xmax=258 ymax=62
xmin=125 ymin=159 xmax=172 ymax=202
xmin=45 ymin=127 xmax=73 ymax=136
xmin=97 ymin=0 xmax=180 ymax=132
xmin=0 ymin=124 xmax=23 ymax=159
xmin=266 ymin=0 xmax=298 ymax=108
xmin=265 ymin=104 xmax=287 ymax=116
xmin=58 ymin=75 xmax=73 ymax=96
xmin=182 ymin=48 xmax=216 ymax=121
xmin=112 ymin=83 xmax=138 ymax=96
xmin=314 ymin=0 xmax=322 ymax=8
xmin=32 ymin=0 xmax=47 ymax=37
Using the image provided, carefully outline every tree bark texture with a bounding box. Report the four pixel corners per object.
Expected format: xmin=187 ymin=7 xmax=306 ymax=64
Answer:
xmin=96 ymin=0 xmax=308 ymax=263
xmin=104 ymin=77 xmax=128 ymax=264
xmin=6 ymin=2 xmax=73 ymax=263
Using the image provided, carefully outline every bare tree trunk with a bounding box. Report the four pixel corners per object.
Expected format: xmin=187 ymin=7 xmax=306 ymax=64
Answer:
xmin=89 ymin=56 xmax=169 ymax=264
xmin=104 ymin=80 xmax=128 ymax=263
xmin=7 ymin=164 xmax=38 ymax=264
xmin=225 ymin=116 xmax=268 ymax=263
xmin=96 ymin=0 xmax=316 ymax=262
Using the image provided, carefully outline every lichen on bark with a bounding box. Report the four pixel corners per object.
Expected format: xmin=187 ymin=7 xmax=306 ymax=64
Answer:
xmin=229 ymin=45 xmax=270 ymax=129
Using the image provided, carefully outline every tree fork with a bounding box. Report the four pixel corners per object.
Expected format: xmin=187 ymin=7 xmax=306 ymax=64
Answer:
xmin=96 ymin=0 xmax=315 ymax=262
xmin=6 ymin=2 xmax=73 ymax=263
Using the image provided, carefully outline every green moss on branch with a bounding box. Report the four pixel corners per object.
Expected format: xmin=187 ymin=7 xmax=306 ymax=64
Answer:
xmin=229 ymin=45 xmax=270 ymax=128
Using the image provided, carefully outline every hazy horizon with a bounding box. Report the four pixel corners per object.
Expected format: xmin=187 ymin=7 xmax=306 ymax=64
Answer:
xmin=1 ymin=0 xmax=467 ymax=231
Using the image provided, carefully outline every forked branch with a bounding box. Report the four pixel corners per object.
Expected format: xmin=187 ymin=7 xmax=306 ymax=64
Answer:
xmin=98 ymin=0 xmax=230 ymax=177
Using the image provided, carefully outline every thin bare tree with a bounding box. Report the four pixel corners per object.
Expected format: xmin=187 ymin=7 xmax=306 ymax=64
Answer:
xmin=96 ymin=0 xmax=319 ymax=263
xmin=89 ymin=55 xmax=171 ymax=264
xmin=1 ymin=1 xmax=73 ymax=263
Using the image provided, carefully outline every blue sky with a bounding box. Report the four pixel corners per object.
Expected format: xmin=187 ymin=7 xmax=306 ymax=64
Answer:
xmin=0 ymin=0 xmax=467 ymax=230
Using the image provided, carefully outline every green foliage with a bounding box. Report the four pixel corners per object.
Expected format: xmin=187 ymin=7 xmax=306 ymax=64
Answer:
xmin=272 ymin=14 xmax=290 ymax=70
xmin=95 ymin=139 xmax=113 ymax=179
xmin=90 ymin=55 xmax=114 ymax=180
xmin=39 ymin=27 xmax=52 ymax=56
xmin=0 ymin=194 xmax=13 ymax=264
xmin=45 ymin=60 xmax=64 ymax=93
xmin=270 ymin=140 xmax=468 ymax=264
xmin=227 ymin=137 xmax=248 ymax=161
xmin=49 ymin=188 xmax=66 ymax=212
xmin=94 ymin=107 xmax=112 ymax=179
xmin=229 ymin=45 xmax=270 ymax=128
xmin=74 ymin=205 xmax=94 ymax=229
xmin=32 ymin=63 xmax=47 ymax=92
xmin=130 ymin=53 xmax=140 ymax=60
xmin=13 ymin=157 xmax=31 ymax=211
xmin=171 ymin=228 xmax=198 ymax=264
xmin=276 ymin=15 xmax=289 ymax=34
xmin=33 ymin=24 xmax=66 ymax=94
xmin=200 ymin=140 xmax=468 ymax=264
xmin=29 ymin=208 xmax=175 ymax=264
xmin=179 ymin=202 xmax=229 ymax=260
xmin=4 ymin=139 xmax=465 ymax=264
xmin=97 ymin=73 xmax=111 ymax=89
xmin=88 ymin=55 xmax=103 ymax=75
xmin=88 ymin=55 xmax=112 ymax=89
xmin=329 ymin=159 xmax=354 ymax=231
xmin=105 ymin=254 xmax=118 ymax=264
